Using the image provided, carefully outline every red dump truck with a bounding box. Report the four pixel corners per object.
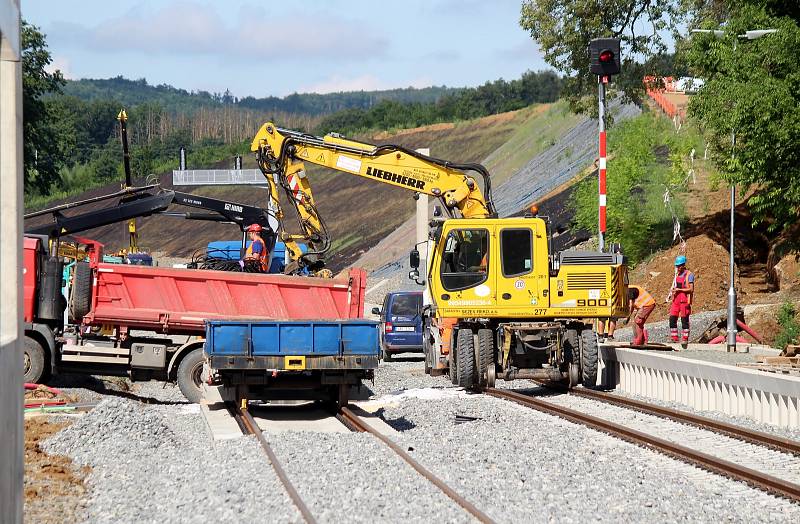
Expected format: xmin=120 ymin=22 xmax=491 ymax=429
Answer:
xmin=23 ymin=234 xmax=366 ymax=401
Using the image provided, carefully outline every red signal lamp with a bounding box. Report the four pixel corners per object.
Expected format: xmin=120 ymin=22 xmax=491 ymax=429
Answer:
xmin=588 ymin=38 xmax=621 ymax=76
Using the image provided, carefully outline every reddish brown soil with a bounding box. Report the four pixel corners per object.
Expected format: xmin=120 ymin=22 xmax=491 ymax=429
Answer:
xmin=24 ymin=418 xmax=88 ymax=523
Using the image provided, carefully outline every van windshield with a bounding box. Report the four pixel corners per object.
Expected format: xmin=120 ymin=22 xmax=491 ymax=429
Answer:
xmin=390 ymin=294 xmax=420 ymax=316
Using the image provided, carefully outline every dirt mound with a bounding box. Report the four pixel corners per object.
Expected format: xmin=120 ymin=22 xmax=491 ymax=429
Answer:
xmin=25 ymin=418 xmax=88 ymax=523
xmin=630 ymin=235 xmax=735 ymax=322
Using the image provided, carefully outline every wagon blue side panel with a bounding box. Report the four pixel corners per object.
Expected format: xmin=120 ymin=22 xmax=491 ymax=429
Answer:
xmin=205 ymin=319 xmax=380 ymax=359
xmin=312 ymin=323 xmax=341 ymax=355
xmin=279 ymin=323 xmax=312 ymax=354
xmin=208 ymin=324 xmax=248 ymax=355
xmin=251 ymin=323 xmax=280 ymax=355
xmin=342 ymin=323 xmax=380 ymax=355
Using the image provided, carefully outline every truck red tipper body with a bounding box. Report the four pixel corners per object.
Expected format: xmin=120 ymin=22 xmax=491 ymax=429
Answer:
xmin=22 ymin=234 xmax=367 ymax=402
xmin=88 ymin=262 xmax=365 ymax=333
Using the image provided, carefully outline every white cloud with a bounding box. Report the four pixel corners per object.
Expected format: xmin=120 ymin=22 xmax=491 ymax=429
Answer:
xmin=45 ymin=55 xmax=72 ymax=79
xmin=299 ymin=74 xmax=437 ymax=95
xmin=47 ymin=1 xmax=389 ymax=62
xmin=299 ymin=74 xmax=389 ymax=94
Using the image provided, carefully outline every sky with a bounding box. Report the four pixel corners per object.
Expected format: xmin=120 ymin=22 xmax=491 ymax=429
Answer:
xmin=21 ymin=0 xmax=551 ymax=98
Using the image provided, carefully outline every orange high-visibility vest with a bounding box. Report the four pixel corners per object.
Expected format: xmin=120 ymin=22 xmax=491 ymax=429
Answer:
xmin=245 ymin=238 xmax=269 ymax=272
xmin=630 ymin=285 xmax=655 ymax=308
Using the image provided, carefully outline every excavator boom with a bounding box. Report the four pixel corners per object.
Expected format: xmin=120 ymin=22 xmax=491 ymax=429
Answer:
xmin=250 ymin=122 xmax=496 ymax=273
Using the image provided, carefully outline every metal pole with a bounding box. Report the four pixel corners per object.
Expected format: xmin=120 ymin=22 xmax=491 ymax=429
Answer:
xmin=598 ymin=76 xmax=608 ymax=252
xmin=727 ymin=130 xmax=738 ymax=352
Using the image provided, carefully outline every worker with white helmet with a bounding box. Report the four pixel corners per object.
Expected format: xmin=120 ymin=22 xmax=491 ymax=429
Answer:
xmin=242 ymin=223 xmax=269 ymax=272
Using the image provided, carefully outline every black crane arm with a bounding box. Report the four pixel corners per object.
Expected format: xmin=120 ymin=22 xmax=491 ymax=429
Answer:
xmin=24 ymin=187 xmax=274 ymax=241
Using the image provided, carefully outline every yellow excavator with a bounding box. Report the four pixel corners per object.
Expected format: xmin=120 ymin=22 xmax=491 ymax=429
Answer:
xmin=251 ymin=122 xmax=629 ymax=388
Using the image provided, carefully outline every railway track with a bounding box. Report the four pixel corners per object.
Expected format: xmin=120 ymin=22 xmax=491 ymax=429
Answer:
xmin=229 ymin=402 xmax=495 ymax=523
xmin=228 ymin=402 xmax=318 ymax=524
xmin=557 ymin=384 xmax=800 ymax=456
xmin=337 ymin=406 xmax=495 ymax=524
xmin=484 ymin=387 xmax=800 ymax=502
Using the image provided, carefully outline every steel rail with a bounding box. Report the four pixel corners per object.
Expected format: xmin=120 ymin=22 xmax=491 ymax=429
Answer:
xmin=485 ymin=388 xmax=800 ymax=502
xmin=571 ymin=387 xmax=800 ymax=456
xmin=230 ymin=404 xmax=317 ymax=524
xmin=338 ymin=407 xmax=496 ymax=524
xmin=534 ymin=381 xmax=800 ymax=456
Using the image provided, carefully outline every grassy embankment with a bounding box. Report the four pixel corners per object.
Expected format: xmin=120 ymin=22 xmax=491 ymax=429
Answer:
xmin=571 ymin=112 xmax=706 ymax=264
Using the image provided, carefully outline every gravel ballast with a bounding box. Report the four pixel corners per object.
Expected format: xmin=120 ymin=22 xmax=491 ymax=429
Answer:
xmin=379 ymin=391 xmax=800 ymax=522
xmin=269 ymin=431 xmax=471 ymax=523
xmin=41 ymin=357 xmax=800 ymax=523
xmin=44 ymin=398 xmax=302 ymax=523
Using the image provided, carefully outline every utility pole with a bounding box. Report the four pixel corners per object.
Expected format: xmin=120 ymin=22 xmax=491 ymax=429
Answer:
xmin=690 ymin=28 xmax=778 ymax=352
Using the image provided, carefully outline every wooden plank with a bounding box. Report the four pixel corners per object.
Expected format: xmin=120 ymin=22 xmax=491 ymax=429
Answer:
xmin=754 ymin=356 xmax=800 ymax=365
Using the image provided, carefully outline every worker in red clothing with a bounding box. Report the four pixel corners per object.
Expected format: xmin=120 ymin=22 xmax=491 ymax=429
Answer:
xmin=668 ymin=255 xmax=694 ymax=348
xmin=242 ymin=223 xmax=270 ymax=272
xmin=628 ymin=285 xmax=656 ymax=345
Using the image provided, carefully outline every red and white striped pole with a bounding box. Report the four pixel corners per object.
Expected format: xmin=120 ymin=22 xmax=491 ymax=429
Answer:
xmin=598 ymin=75 xmax=608 ymax=252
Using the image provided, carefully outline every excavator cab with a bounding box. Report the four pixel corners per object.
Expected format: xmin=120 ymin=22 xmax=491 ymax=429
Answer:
xmin=425 ymin=216 xmax=626 ymax=321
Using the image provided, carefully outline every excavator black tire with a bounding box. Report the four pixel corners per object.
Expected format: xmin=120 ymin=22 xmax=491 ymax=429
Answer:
xmin=563 ymin=326 xmax=581 ymax=388
xmin=477 ymin=328 xmax=494 ymax=387
xmin=456 ymin=328 xmax=477 ymax=388
xmin=448 ymin=330 xmax=458 ymax=384
xmin=580 ymin=328 xmax=599 ymax=388
xmin=68 ymin=261 xmax=92 ymax=323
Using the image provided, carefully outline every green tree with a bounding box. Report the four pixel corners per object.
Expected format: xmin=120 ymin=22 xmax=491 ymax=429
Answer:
xmin=686 ymin=2 xmax=800 ymax=230
xmin=21 ymin=21 xmax=66 ymax=195
xmin=519 ymin=0 xmax=684 ymax=113
xmin=571 ymin=113 xmax=695 ymax=262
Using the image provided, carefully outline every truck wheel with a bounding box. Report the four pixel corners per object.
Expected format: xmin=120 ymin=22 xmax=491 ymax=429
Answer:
xmin=177 ymin=348 xmax=205 ymax=403
xmin=68 ymin=261 xmax=92 ymax=323
xmin=24 ymin=336 xmax=46 ymax=384
xmin=580 ymin=328 xmax=599 ymax=388
xmin=477 ymin=328 xmax=494 ymax=387
xmin=456 ymin=328 xmax=476 ymax=388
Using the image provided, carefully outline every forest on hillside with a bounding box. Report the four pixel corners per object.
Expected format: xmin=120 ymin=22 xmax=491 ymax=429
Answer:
xmin=61 ymin=76 xmax=461 ymax=115
xmin=24 ymin=20 xmax=562 ymax=208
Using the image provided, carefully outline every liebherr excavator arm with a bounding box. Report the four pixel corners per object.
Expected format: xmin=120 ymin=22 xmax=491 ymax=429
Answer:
xmin=250 ymin=122 xmax=496 ymax=273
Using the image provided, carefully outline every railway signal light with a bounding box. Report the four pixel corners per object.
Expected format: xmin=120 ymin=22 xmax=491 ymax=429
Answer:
xmin=589 ymin=38 xmax=621 ymax=76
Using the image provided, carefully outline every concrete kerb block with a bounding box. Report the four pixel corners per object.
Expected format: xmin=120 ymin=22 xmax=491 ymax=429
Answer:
xmin=600 ymin=346 xmax=800 ymax=428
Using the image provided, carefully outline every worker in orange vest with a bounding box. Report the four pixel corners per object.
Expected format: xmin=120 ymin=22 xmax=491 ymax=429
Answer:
xmin=668 ymin=255 xmax=694 ymax=347
xmin=628 ymin=284 xmax=656 ymax=345
xmin=242 ymin=223 xmax=270 ymax=272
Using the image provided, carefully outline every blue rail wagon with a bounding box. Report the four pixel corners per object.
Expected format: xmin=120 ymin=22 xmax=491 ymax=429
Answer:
xmin=205 ymin=319 xmax=379 ymax=407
